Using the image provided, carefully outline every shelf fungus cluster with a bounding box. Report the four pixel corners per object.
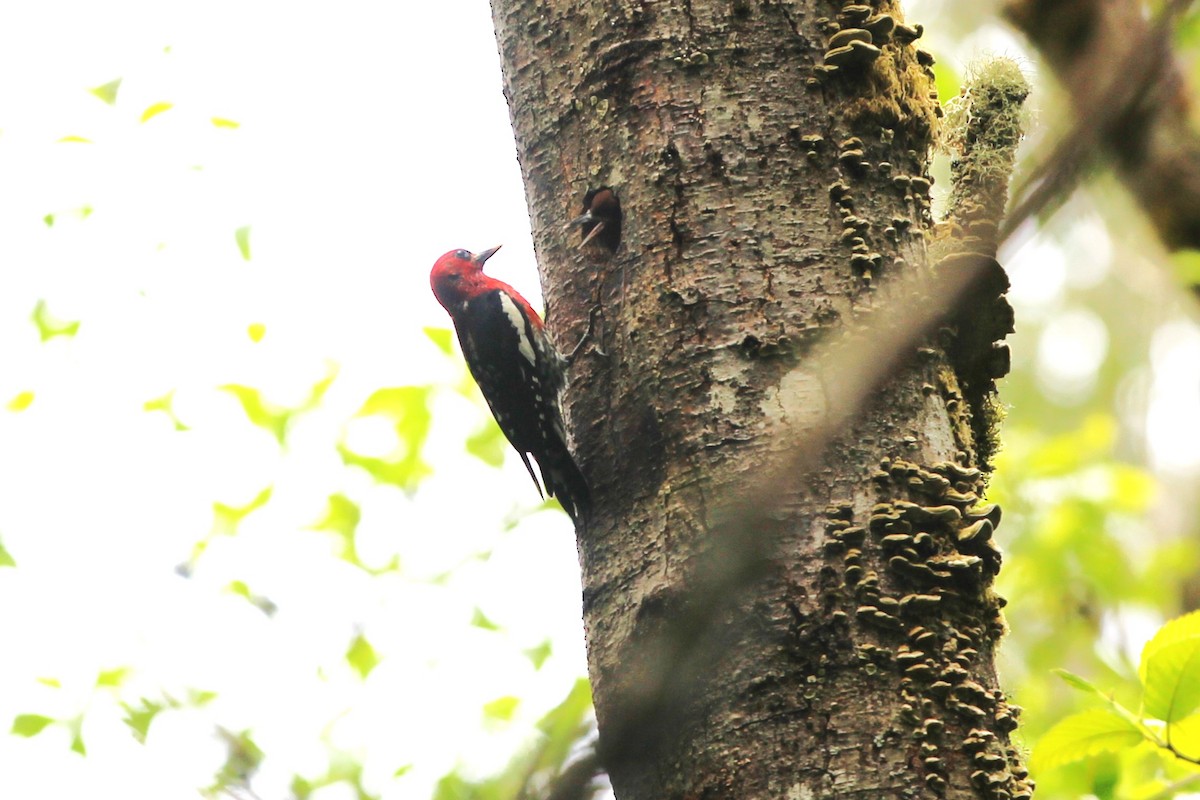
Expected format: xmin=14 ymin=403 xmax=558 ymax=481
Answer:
xmin=810 ymin=3 xmax=933 ymax=85
xmin=822 ymin=460 xmax=1033 ymax=798
xmin=826 ymin=157 xmax=931 ymax=288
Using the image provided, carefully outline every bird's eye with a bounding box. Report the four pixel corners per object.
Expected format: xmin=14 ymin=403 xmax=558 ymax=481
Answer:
xmin=455 ymin=249 xmax=470 ymax=260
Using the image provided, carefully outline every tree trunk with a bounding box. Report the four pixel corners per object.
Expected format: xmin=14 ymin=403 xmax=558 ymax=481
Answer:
xmin=489 ymin=1 xmax=1032 ymax=797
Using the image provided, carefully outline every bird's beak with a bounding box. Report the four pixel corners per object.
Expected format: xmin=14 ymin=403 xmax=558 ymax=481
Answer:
xmin=578 ymin=220 xmax=605 ymax=249
xmin=566 ymin=211 xmax=606 ymax=249
xmin=565 ymin=211 xmax=593 ymax=230
xmin=475 ymin=245 xmax=501 ymax=264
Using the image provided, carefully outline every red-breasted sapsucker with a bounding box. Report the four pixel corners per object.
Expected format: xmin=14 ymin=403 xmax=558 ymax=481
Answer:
xmin=430 ymin=246 xmax=590 ymax=524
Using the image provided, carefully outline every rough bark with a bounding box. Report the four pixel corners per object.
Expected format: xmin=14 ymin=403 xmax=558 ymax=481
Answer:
xmin=489 ymin=0 xmax=1029 ymax=797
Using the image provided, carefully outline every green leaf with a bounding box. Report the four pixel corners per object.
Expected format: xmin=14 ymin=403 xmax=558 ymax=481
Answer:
xmin=534 ymin=678 xmax=594 ymax=771
xmin=43 ymin=213 xmax=55 ymax=227
xmin=140 ymin=102 xmax=173 ymax=123
xmin=346 ymin=633 xmax=379 ymax=679
xmin=220 ymin=384 xmax=289 ymax=443
xmin=524 ymin=640 xmax=553 ymax=670
xmin=482 ymin=696 xmax=520 ymax=722
xmin=1170 ymin=249 xmax=1200 ymax=287
xmin=290 ymin=775 xmax=313 ymax=799
xmin=31 ymin=300 xmax=80 ymax=341
xmin=88 ymin=78 xmax=122 ymax=105
xmin=465 ymin=421 xmax=507 ymax=467
xmin=1142 ymin=611 xmax=1200 ymax=722
xmin=1054 ymin=668 xmax=1109 ymax=698
xmin=224 ymin=580 xmax=276 ymax=615
xmin=96 ymin=667 xmax=130 ymax=688
xmin=934 ymin=60 xmax=962 ymax=112
xmin=11 ymin=714 xmax=54 ymax=737
xmin=69 ymin=716 xmax=86 ymax=755
xmin=470 ymin=607 xmax=501 ymax=632
xmin=313 ymin=493 xmax=360 ymax=539
xmin=211 ymin=485 xmax=274 ymax=537
xmin=0 ymin=537 xmax=15 ymax=568
xmin=339 ymin=386 xmax=434 ymax=491
xmin=424 ymin=327 xmax=455 ymax=356
xmin=143 ymin=390 xmax=189 ymax=431
xmin=121 ymin=699 xmax=163 ymax=743
xmin=213 ymin=728 xmax=264 ymax=787
xmin=211 ymin=117 xmax=240 ymax=129
xmin=234 ymin=225 xmax=252 ymax=260
xmin=1026 ymin=415 xmax=1116 ymax=477
xmin=1031 ymin=708 xmax=1144 ymax=773
xmin=220 ymin=366 xmax=337 ymax=446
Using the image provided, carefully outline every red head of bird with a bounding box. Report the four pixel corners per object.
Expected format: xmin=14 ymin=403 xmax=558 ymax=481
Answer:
xmin=429 ymin=246 xmax=503 ymax=313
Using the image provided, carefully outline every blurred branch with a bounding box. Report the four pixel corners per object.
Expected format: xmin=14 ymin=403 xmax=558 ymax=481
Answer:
xmin=1003 ymin=0 xmax=1200 ymax=266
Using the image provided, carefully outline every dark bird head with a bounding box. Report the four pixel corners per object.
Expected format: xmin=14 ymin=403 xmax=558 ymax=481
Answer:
xmin=567 ymin=187 xmax=622 ymax=252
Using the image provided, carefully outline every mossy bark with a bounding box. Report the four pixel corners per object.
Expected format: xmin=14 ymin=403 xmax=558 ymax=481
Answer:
xmin=489 ymin=0 xmax=1030 ymax=797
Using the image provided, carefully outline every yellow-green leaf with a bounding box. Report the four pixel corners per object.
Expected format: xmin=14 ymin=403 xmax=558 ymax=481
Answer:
xmin=220 ymin=384 xmax=288 ymax=443
xmin=211 ymin=486 xmax=273 ymax=537
xmin=346 ymin=633 xmax=379 ymax=679
xmin=11 ymin=714 xmax=54 ymax=737
xmin=482 ymin=696 xmax=520 ymax=722
xmin=1031 ymin=709 xmax=1144 ymax=773
xmin=140 ymin=102 xmax=173 ymax=123
xmin=88 ymin=78 xmax=122 ymax=105
xmin=424 ymin=327 xmax=455 ymax=356
xmin=96 ymin=667 xmax=130 ymax=688
xmin=1142 ymin=611 xmax=1200 ymax=722
xmin=465 ymin=421 xmax=506 ymax=467
xmin=0 ymin=538 xmax=15 ymax=568
xmin=56 ymin=135 xmax=92 ymax=144
xmin=524 ymin=640 xmax=553 ymax=670
xmin=7 ymin=391 xmax=34 ymax=412
xmin=234 ymin=225 xmax=251 ymax=260
xmin=471 ymin=607 xmax=500 ymax=632
xmin=339 ymin=386 xmax=434 ymax=491
xmin=32 ymin=300 xmax=80 ymax=341
xmin=247 ymin=322 xmax=265 ymax=342
xmin=211 ymin=116 xmax=240 ymax=129
xmin=121 ymin=699 xmax=163 ymax=743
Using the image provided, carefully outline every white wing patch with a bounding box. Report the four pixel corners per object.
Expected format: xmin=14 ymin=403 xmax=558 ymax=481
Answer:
xmin=499 ymin=292 xmax=538 ymax=366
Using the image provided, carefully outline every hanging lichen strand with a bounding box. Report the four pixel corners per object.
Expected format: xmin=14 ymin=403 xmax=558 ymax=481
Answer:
xmin=936 ymin=60 xmax=1031 ymax=471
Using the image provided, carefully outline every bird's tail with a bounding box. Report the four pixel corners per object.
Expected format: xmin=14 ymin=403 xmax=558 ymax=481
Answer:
xmin=537 ymin=442 xmax=591 ymax=527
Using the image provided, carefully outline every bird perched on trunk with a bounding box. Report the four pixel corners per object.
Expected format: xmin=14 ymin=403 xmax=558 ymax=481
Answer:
xmin=429 ymin=246 xmax=590 ymax=525
xmin=567 ymin=187 xmax=622 ymax=252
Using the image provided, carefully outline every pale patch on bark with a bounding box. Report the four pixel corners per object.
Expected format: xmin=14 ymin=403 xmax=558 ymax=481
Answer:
xmin=761 ymin=367 xmax=826 ymax=431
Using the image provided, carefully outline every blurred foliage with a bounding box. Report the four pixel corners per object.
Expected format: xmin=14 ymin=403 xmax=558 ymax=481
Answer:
xmin=31 ymin=299 xmax=80 ymax=341
xmin=139 ymin=101 xmax=173 ymax=123
xmin=87 ymin=78 xmax=121 ymax=105
xmin=220 ymin=362 xmax=337 ymax=445
xmin=338 ymin=385 xmax=436 ymax=491
xmin=1031 ymin=612 xmax=1200 ymax=795
xmin=433 ymin=679 xmax=596 ymax=800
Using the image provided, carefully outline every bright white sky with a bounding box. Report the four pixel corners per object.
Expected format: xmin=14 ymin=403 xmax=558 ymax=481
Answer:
xmin=0 ymin=2 xmax=583 ymax=798
xmin=0 ymin=2 xmax=1196 ymax=799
